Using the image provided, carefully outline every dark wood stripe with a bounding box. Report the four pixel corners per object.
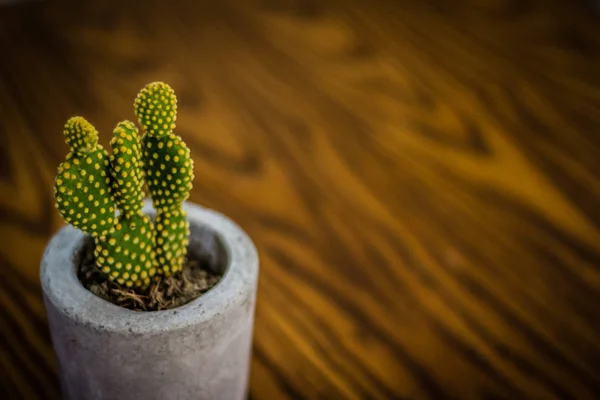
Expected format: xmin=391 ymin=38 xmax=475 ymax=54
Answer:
xmin=0 ymin=308 xmax=53 ymax=400
xmin=0 ymin=288 xmax=59 ymax=389
xmin=0 ymin=270 xmax=54 ymax=349
xmin=0 ymin=361 xmax=24 ymax=400
xmin=252 ymin=346 xmax=307 ymax=400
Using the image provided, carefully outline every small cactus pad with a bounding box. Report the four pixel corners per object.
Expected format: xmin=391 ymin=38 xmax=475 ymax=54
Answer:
xmin=154 ymin=208 xmax=189 ymax=275
xmin=142 ymin=133 xmax=194 ymax=209
xmin=63 ymin=116 xmax=100 ymax=154
xmin=94 ymin=214 xmax=157 ymax=289
xmin=109 ymin=121 xmax=144 ymax=216
xmin=54 ymin=118 xmax=116 ymax=237
xmin=134 ymin=82 xmax=177 ymax=137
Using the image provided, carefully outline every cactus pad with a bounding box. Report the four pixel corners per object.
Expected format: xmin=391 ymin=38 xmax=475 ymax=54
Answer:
xmin=142 ymin=133 xmax=194 ymax=209
xmin=54 ymin=117 xmax=116 ymax=237
xmin=63 ymin=116 xmax=100 ymax=154
xmin=109 ymin=121 xmax=145 ymax=216
xmin=154 ymin=208 xmax=189 ymax=274
xmin=134 ymin=82 xmax=177 ymax=137
xmin=94 ymin=214 xmax=157 ymax=288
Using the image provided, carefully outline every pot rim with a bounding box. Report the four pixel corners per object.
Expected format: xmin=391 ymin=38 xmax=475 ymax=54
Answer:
xmin=40 ymin=200 xmax=258 ymax=335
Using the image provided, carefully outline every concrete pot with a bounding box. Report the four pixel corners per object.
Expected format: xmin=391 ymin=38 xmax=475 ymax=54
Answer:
xmin=40 ymin=201 xmax=259 ymax=400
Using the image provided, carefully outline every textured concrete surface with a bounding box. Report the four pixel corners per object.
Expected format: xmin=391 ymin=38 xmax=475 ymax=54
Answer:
xmin=41 ymin=201 xmax=259 ymax=400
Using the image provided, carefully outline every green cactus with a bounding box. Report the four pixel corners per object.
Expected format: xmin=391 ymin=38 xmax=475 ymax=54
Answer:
xmin=53 ymin=82 xmax=195 ymax=292
xmin=93 ymin=121 xmax=157 ymax=289
xmin=54 ymin=117 xmax=116 ymax=238
xmin=135 ymin=82 xmax=194 ymax=275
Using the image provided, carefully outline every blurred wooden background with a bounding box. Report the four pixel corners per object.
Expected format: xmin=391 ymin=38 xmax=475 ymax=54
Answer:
xmin=1 ymin=0 xmax=600 ymax=398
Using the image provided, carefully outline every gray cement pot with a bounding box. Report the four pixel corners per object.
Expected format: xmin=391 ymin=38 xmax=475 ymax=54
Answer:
xmin=40 ymin=201 xmax=259 ymax=400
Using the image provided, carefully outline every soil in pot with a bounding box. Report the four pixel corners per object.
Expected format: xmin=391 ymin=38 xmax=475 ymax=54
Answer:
xmin=76 ymin=235 xmax=224 ymax=311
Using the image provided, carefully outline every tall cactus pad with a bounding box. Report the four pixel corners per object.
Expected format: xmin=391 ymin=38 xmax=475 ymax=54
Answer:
xmin=110 ymin=121 xmax=144 ymax=216
xmin=94 ymin=214 xmax=157 ymax=288
xmin=134 ymin=82 xmax=177 ymax=137
xmin=154 ymin=208 xmax=189 ymax=274
xmin=142 ymin=133 xmax=194 ymax=209
xmin=54 ymin=117 xmax=116 ymax=237
xmin=93 ymin=120 xmax=158 ymax=289
xmin=135 ymin=81 xmax=194 ymax=275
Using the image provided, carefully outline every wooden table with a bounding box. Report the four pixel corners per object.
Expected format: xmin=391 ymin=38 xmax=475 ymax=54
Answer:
xmin=1 ymin=0 xmax=599 ymax=398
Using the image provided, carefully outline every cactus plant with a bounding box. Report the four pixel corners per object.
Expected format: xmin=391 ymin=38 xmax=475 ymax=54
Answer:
xmin=53 ymin=81 xmax=194 ymax=292
xmin=134 ymin=82 xmax=194 ymax=275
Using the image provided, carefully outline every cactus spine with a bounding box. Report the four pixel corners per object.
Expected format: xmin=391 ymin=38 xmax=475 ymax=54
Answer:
xmin=135 ymin=82 xmax=194 ymax=275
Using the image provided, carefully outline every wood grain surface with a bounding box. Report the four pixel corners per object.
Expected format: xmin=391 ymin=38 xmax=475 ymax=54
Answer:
xmin=1 ymin=0 xmax=600 ymax=398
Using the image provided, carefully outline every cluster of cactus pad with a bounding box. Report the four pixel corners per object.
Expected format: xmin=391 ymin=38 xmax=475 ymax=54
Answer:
xmin=53 ymin=82 xmax=194 ymax=290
